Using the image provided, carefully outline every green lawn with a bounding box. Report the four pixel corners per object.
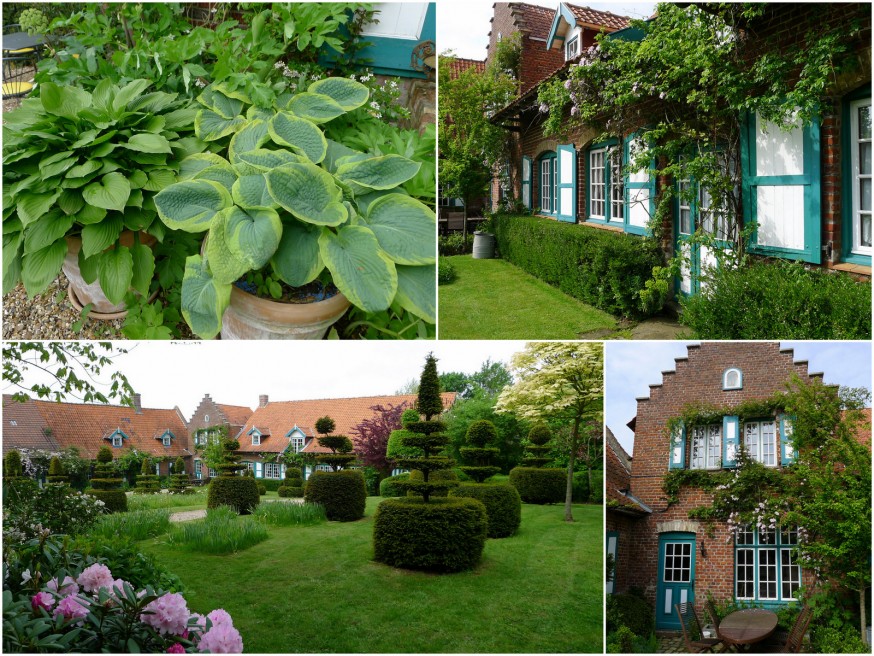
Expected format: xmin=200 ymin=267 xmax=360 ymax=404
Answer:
xmin=141 ymin=497 xmax=602 ymax=653
xmin=438 ymin=255 xmax=616 ymax=339
xmin=127 ymin=489 xmax=284 ymax=515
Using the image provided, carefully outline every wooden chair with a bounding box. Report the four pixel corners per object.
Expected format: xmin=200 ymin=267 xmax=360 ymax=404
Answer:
xmin=676 ymin=602 xmax=726 ymax=653
xmin=758 ymin=605 xmax=812 ymax=653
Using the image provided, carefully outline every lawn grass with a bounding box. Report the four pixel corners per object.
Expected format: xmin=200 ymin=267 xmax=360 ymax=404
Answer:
xmin=141 ymin=497 xmax=602 ymax=653
xmin=438 ymin=255 xmax=616 ymax=339
xmin=127 ymin=489 xmax=284 ymax=515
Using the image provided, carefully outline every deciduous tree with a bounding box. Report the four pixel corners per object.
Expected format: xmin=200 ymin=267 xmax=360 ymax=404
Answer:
xmin=350 ymin=402 xmax=409 ymax=479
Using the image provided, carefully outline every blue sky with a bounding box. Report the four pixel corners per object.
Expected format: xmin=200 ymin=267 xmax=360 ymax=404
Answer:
xmin=606 ymin=341 xmax=873 ymax=455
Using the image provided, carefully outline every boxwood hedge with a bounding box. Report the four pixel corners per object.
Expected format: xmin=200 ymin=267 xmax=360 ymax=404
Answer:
xmin=379 ymin=472 xmax=409 ymax=497
xmin=450 ymin=483 xmax=521 ymax=538
xmin=509 ymin=467 xmax=566 ymax=504
xmin=304 ymin=470 xmax=366 ymax=522
xmin=207 ymin=476 xmax=260 ymax=515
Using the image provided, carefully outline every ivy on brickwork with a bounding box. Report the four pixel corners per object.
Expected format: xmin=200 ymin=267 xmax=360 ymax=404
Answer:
xmin=663 ymin=396 xmax=787 ymax=438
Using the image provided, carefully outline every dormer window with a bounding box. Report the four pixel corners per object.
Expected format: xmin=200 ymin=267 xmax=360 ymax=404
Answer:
xmin=292 ymin=437 xmax=304 ymax=452
xmin=723 ymin=368 xmax=743 ymax=390
xmin=112 ymin=435 xmax=123 ymax=447
xmin=252 ymin=432 xmax=261 ymax=446
xmin=162 ymin=436 xmax=171 ymax=447
xmin=565 ymin=35 xmax=579 ymax=60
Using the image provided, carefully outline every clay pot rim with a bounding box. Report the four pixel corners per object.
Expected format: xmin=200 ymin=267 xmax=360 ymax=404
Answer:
xmin=228 ymin=283 xmax=351 ymax=322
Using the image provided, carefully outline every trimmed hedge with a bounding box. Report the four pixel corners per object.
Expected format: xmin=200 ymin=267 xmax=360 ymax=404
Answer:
xmin=373 ymin=497 xmax=488 ymax=572
xmin=589 ymin=469 xmax=603 ymax=503
xmin=492 ymin=214 xmax=664 ymax=318
xmin=509 ymin=467 xmax=566 ymax=504
xmin=379 ymin=472 xmax=409 ymax=497
xmin=304 ymin=470 xmax=366 ymax=522
xmin=451 ymin=483 xmax=521 ymax=538
xmin=278 ymin=485 xmax=304 ymax=498
xmin=87 ymin=489 xmax=128 ymax=513
xmin=407 ymin=468 xmax=457 ymax=497
xmin=680 ymin=259 xmax=872 ymax=339
xmin=261 ymin=479 xmax=283 ymax=492
xmin=208 ymin=476 xmax=260 ymax=515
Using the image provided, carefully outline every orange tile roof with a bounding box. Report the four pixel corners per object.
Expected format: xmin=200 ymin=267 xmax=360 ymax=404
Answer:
xmin=566 ymin=3 xmax=630 ymax=30
xmin=217 ymin=404 xmax=253 ymax=427
xmin=236 ymin=393 xmax=457 ymax=455
xmin=510 ymin=2 xmax=561 ymax=40
xmin=31 ymin=400 xmax=190 ymax=460
xmin=2 ymin=395 xmax=59 ymax=454
xmin=445 ymin=57 xmax=486 ymax=80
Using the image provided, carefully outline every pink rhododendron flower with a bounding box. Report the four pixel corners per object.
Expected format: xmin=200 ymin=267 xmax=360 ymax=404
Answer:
xmin=141 ymin=593 xmax=190 ymax=636
xmin=198 ymin=624 xmax=243 ymax=653
xmin=167 ymin=643 xmax=186 ymax=654
xmin=54 ymin=595 xmax=90 ymax=622
xmin=46 ymin=576 xmax=79 ymax=597
xmin=32 ymin=591 xmax=55 ymax=612
xmin=206 ymin=608 xmax=233 ymax=628
xmin=77 ymin=563 xmax=114 ymax=593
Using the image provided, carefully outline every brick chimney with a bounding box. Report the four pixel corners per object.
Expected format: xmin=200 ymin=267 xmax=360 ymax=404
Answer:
xmin=133 ymin=393 xmax=143 ymax=414
xmin=259 ymin=394 xmax=269 ymax=408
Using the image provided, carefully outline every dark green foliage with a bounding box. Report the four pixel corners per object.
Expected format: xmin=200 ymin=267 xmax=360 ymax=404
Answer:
xmin=257 ymin=482 xmax=267 ymax=495
xmin=277 ymin=466 xmax=304 ymax=497
xmin=87 ymin=489 xmax=128 ymax=513
xmin=261 ymin=478 xmax=283 ymax=492
xmin=589 ymin=470 xmax=603 ymax=503
xmin=386 ymin=429 xmax=420 ymax=462
xmin=87 ymin=448 xmax=127 ymax=513
xmin=416 ymin=354 xmax=443 ymax=419
xmin=606 ymin=593 xmax=655 ymax=638
xmin=572 ymin=471 xmax=590 ymax=503
xmin=208 ymin=476 xmax=260 ymax=515
xmin=373 ymin=497 xmax=488 ymax=572
xmin=521 ymin=423 xmax=553 ymax=468
xmin=136 ymin=457 xmax=160 ymax=494
xmin=438 ymin=232 xmax=473 ymax=256
xmin=438 ymin=259 xmax=457 ymax=285
xmin=47 ymin=456 xmax=68 ymax=484
xmin=459 ymin=418 xmax=501 ymax=482
xmin=168 ymin=456 xmax=189 ymax=494
xmin=407 ymin=469 xmax=457 ymax=498
xmin=401 ymin=408 xmax=420 ymax=424
xmin=492 ymin=215 xmax=664 ymax=318
xmin=379 ymin=472 xmax=409 ymax=497
xmin=680 ymin=260 xmax=871 ymax=339
xmin=466 ymin=419 xmax=498 ymax=446
xmin=96 ymin=446 xmax=113 ymax=464
xmin=278 ymin=485 xmax=304 ymax=498
xmin=316 ymin=416 xmax=336 ymax=435
xmin=509 ymin=467 xmax=566 ymax=504
xmin=304 ymin=470 xmax=367 ymax=521
xmin=451 ymin=483 xmax=521 ymax=538
xmin=527 ymin=424 xmax=552 ymax=446
xmin=4 ymin=449 xmax=24 ymax=478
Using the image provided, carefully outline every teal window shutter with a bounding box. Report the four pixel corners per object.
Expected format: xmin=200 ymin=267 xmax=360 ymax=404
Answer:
xmin=779 ymin=414 xmax=796 ymax=465
xmin=742 ymin=110 xmax=822 ymax=263
xmin=624 ymin=134 xmax=653 ymax=235
xmin=723 ymin=415 xmax=740 ymax=468
xmin=669 ymin=424 xmax=686 ymax=469
xmin=522 ymin=155 xmax=532 ymax=209
xmin=557 ymin=144 xmax=577 ymax=223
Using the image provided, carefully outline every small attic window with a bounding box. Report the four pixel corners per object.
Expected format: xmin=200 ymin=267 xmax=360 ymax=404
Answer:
xmin=566 ymin=35 xmax=579 ymax=60
xmin=204 ymin=414 xmax=210 ymax=423
xmin=112 ymin=435 xmax=123 ymax=447
xmin=162 ymin=435 xmax=171 ymax=447
xmin=9 ymin=420 xmax=17 ymax=426
xmin=252 ymin=432 xmax=261 ymax=446
xmin=723 ymin=368 xmax=743 ymax=390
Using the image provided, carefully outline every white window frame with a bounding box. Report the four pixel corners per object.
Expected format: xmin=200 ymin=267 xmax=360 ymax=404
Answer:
xmin=541 ymin=157 xmax=553 ymax=213
xmin=155 ymin=462 xmax=161 ymax=475
xmin=678 ymin=178 xmax=693 ymax=234
xmin=162 ymin=434 xmax=171 ymax=447
xmin=111 ymin=435 xmax=123 ymax=447
xmin=735 ymin=526 xmax=800 ymax=602
xmin=291 ymin=436 xmax=305 ymax=453
xmin=690 ymin=425 xmax=722 ymax=470
xmin=851 ymin=97 xmax=872 ymax=255
xmin=265 ymin=462 xmax=282 ymax=479
xmin=251 ymin=432 xmax=261 ymax=446
xmin=208 ymin=467 xmax=217 ymax=478
xmin=723 ymin=368 xmax=743 ymax=390
xmin=610 ymin=150 xmax=624 ymax=221
xmin=589 ymin=148 xmax=606 ymax=219
xmin=565 ymin=35 xmax=579 ymax=60
xmin=744 ymin=420 xmax=777 ymax=467
xmin=204 ymin=414 xmax=210 ymax=423
xmin=315 ymin=464 xmax=332 ymax=473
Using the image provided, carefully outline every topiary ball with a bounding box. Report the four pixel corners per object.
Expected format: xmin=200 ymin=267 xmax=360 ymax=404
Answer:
xmin=509 ymin=467 xmax=565 ymax=504
xmin=373 ymin=496 xmax=488 ymax=572
xmin=407 ymin=468 xmax=458 ymax=497
xmin=401 ymin=408 xmax=420 ymax=428
xmin=466 ymin=420 xmax=498 ymax=447
xmin=304 ymin=470 xmax=366 ymax=521
xmin=315 ymin=416 xmax=336 ymax=435
xmin=379 ymin=472 xmax=409 ymax=497
xmin=451 ymin=483 xmax=521 ymax=538
xmin=527 ymin=423 xmax=552 ymax=446
xmin=208 ymin=475 xmax=260 ymax=515
xmin=97 ymin=446 xmax=114 ymax=463
xmin=257 ymin=482 xmax=267 ymax=496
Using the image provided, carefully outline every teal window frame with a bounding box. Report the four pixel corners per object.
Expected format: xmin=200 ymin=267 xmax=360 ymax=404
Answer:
xmin=734 ymin=526 xmax=802 ymax=605
xmin=108 ymin=429 xmax=128 ymax=448
xmin=841 ymin=85 xmax=872 ymax=265
xmin=623 ymin=133 xmax=655 ymax=236
xmin=586 ymin=138 xmax=621 ymax=225
xmin=538 ymin=152 xmax=557 ymax=215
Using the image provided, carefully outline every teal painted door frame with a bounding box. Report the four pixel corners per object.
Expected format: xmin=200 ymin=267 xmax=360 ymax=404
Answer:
xmin=656 ymin=533 xmax=697 ymax=630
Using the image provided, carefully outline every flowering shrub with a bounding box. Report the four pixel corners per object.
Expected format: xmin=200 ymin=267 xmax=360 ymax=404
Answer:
xmin=3 ymin=485 xmax=106 ymax=543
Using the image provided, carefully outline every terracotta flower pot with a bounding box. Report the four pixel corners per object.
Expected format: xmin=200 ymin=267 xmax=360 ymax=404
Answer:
xmin=221 ymin=285 xmax=351 ymax=340
xmin=63 ymin=232 xmax=158 ymax=319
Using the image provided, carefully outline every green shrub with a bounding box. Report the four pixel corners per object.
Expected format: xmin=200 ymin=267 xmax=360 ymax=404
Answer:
xmin=407 ymin=468 xmax=457 ymax=497
xmin=257 ymin=482 xmax=267 ymax=495
xmin=135 ymin=457 xmax=160 ymax=494
xmin=86 ymin=489 xmax=128 ymax=513
xmin=373 ymin=497 xmax=488 ymax=572
xmin=169 ymin=506 xmax=268 ymax=554
xmin=438 ymin=232 xmax=473 ymax=256
xmin=607 ymin=626 xmax=637 ymax=654
xmin=304 ymin=470 xmax=366 ymax=521
xmin=438 ymin=259 xmax=457 ymax=285
xmin=680 ymin=259 xmax=872 ymax=339
xmin=69 ymin=535 xmax=184 ymax=593
xmin=261 ymin=479 xmax=283 ymax=492
xmin=811 ymin=625 xmax=867 ymax=654
xmin=252 ymin=502 xmax=326 ymax=526
xmin=589 ymin=469 xmax=603 ymax=503
xmin=509 ymin=467 xmax=565 ymax=504
xmin=89 ymin=509 xmax=171 ymax=541
xmin=278 ymin=485 xmax=304 ymax=498
xmin=47 ymin=457 xmax=68 ymax=485
xmin=492 ymin=214 xmax=664 ymax=318
xmin=450 ymin=483 xmax=521 ymax=538
xmin=208 ymin=476 xmax=260 ymax=515
xmin=386 ymin=429 xmax=421 ymax=462
xmin=380 ymin=473 xmax=409 ymax=497
xmin=572 ymin=471 xmax=590 ymax=502
xmin=606 ymin=593 xmax=655 ymax=637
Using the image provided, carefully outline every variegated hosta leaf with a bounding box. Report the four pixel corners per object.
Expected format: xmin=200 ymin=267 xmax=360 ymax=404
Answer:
xmin=395 ymin=264 xmax=436 ymax=324
xmin=335 ymin=154 xmax=421 ymax=190
xmin=223 ymin=206 xmax=282 ymax=271
xmin=206 ymin=210 xmax=250 ymax=285
xmin=247 ymin=105 xmax=273 ymax=122
xmin=154 ymin=179 xmax=233 ymax=232
xmin=179 ymin=153 xmax=233 ymax=181
xmin=365 ymin=194 xmax=436 ymax=265
xmin=82 ymin=172 xmax=132 ymax=212
xmin=285 ymin=92 xmax=345 ymax=124
xmin=308 ymin=77 xmax=369 ymax=111
xmin=232 ymin=174 xmax=278 ymax=210
xmin=182 ymin=254 xmax=232 ymax=339
xmin=267 ymin=112 xmax=327 ymax=163
xmin=236 ymin=148 xmax=304 ymax=173
xmin=193 ymin=165 xmax=239 ymax=194
xmin=324 ymin=139 xmax=363 ymax=173
xmin=271 ymin=219 xmax=324 ymax=287
xmin=197 ymin=85 xmax=245 ymax=119
xmin=228 ymin=119 xmax=269 ymax=163
xmin=265 ymin=162 xmax=347 ymax=226
xmin=195 ymin=109 xmax=246 ymax=142
xmin=142 ymin=169 xmax=177 ymax=192
xmin=318 ymin=225 xmax=397 ymax=313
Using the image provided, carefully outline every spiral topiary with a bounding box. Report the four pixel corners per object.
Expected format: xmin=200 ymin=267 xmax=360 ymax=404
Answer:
xmin=459 ymin=419 xmax=501 ymax=483
xmin=87 ymin=446 xmax=127 ymax=513
xmin=169 ymin=456 xmax=190 ymax=494
xmin=136 ymin=457 xmax=160 ymax=494
xmin=278 ymin=466 xmax=304 ymax=497
xmin=207 ymin=438 xmax=259 ymax=514
xmin=47 ymin=456 xmax=69 ymax=485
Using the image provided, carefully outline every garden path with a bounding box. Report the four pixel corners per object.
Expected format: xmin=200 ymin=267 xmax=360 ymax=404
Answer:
xmin=168 ymin=498 xmax=304 ymax=522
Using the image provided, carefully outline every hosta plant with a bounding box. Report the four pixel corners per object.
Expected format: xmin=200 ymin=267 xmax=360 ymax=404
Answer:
xmin=153 ymin=77 xmax=436 ymax=339
xmin=2 ymin=79 xmax=202 ymax=304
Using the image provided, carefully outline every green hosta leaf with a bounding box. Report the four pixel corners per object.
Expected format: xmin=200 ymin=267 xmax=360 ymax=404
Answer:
xmin=17 ymin=190 xmax=61 ymax=226
xmin=57 ymin=190 xmax=85 ymax=216
xmin=236 ymin=149 xmax=303 ymax=172
xmin=3 ymin=232 xmax=23 ymax=294
xmin=82 ymin=214 xmax=124 ymax=258
xmin=228 ymin=120 xmax=269 ymax=163
xmin=336 ymin=154 xmax=421 ymax=190
xmin=232 ymin=174 xmax=277 ymax=210
xmin=163 ymin=107 xmax=200 ymax=130
xmin=154 ymin=179 xmax=233 ymax=233
xmin=91 ymin=78 xmax=113 ymax=113
xmin=198 ymin=86 xmax=245 ymax=119
xmin=39 ymin=153 xmax=78 ymax=179
xmin=179 ymin=153 xmax=231 ymax=180
xmin=123 ymin=133 xmax=172 ymax=154
xmin=142 ymin=169 xmax=177 ymax=192
xmin=82 ymin=172 xmax=131 ymax=212
xmin=324 ymin=139 xmax=362 ymax=173
xmin=308 ymin=77 xmax=369 ymax=111
xmin=195 ymin=109 xmax=246 ymax=142
xmin=21 ymin=238 xmax=67 ymax=297
xmin=112 ymin=79 xmax=152 ymax=113
xmin=140 ymin=115 xmax=167 ymax=133
xmin=268 ymin=112 xmax=327 ymax=163
xmin=271 ymin=219 xmax=323 ymax=287
xmin=172 ymin=136 xmax=209 ymax=159
xmin=193 ymin=166 xmax=238 ymax=193
xmin=224 ymin=206 xmax=282 ymax=270
xmin=76 ymin=204 xmax=108 ymax=226
xmin=78 ymin=248 xmax=99 ymax=284
xmin=365 ymin=194 xmax=436 ymax=265
xmin=395 ymin=264 xmax=436 ymax=324
xmin=97 ymin=245 xmax=133 ymax=305
xmin=129 ymin=241 xmax=155 ymax=297
xmin=266 ymin=163 xmax=347 ymax=226
xmin=128 ymin=170 xmax=149 ymax=190
xmin=247 ymin=105 xmax=273 ymax=121
xmin=206 ymin=212 xmax=250 ymax=285
xmin=129 ymin=92 xmax=178 ymax=114
xmin=66 ymin=160 xmax=103 ymax=180
xmin=40 ymin=82 xmax=92 ymax=119
xmin=319 ymin=225 xmax=397 ymax=312
xmin=286 ymin=92 xmax=345 ymax=124
xmin=182 ymin=254 xmax=231 ymax=339
xmin=23 ymin=212 xmax=74 ymax=255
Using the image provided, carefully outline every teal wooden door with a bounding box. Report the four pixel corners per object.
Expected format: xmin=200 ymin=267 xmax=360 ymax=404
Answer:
xmin=656 ymin=533 xmax=697 ymax=630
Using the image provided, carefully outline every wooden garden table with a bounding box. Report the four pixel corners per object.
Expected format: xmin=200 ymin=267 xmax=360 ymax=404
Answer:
xmin=719 ymin=608 xmax=778 ymax=648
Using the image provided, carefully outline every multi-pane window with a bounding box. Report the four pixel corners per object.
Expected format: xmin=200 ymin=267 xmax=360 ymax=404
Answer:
xmin=252 ymin=432 xmax=261 ymax=446
xmin=265 ymin=462 xmax=282 ymax=479
xmin=195 ymin=460 xmax=203 ymax=478
xmin=611 ymin=152 xmax=624 ymax=220
xmin=678 ymin=179 xmax=693 ymax=234
xmin=852 ymin=98 xmax=872 ymax=254
xmin=699 ymin=186 xmax=730 ymax=240
xmin=162 ymin=436 xmax=171 ymax=447
xmin=540 ymin=157 xmax=555 ymax=213
xmin=111 ymin=435 xmax=123 ymax=447
xmin=589 ymin=149 xmax=606 ymax=218
xmin=690 ymin=425 xmax=722 ymax=470
xmin=745 ymin=420 xmax=777 ymax=466
xmin=208 ymin=468 xmax=217 ymax=478
xmin=663 ymin=542 xmax=692 ymax=582
xmin=566 ymin=35 xmax=579 ymax=60
xmin=735 ymin=526 xmax=800 ymax=602
xmin=291 ymin=436 xmax=305 ymax=452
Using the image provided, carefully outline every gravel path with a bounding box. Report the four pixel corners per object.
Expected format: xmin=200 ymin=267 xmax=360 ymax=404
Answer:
xmin=169 ymin=510 xmax=207 ymax=523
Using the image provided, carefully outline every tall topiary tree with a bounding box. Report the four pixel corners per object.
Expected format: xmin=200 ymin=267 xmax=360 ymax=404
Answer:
xmin=207 ymin=437 xmax=259 ymax=514
xmin=87 ymin=446 xmax=127 ymax=513
xmin=169 ymin=456 xmax=190 ymax=494
xmin=136 ymin=456 xmax=160 ymax=494
xmin=373 ymin=354 xmax=488 ymax=572
xmin=4 ymin=449 xmax=24 ymax=479
xmin=3 ymin=448 xmax=37 ymax=504
xmin=304 ymin=416 xmax=366 ymax=521
xmin=459 ymin=420 xmax=501 ymax=483
xmin=46 ymin=456 xmax=68 ymax=485
xmin=509 ymin=423 xmax=565 ymax=504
